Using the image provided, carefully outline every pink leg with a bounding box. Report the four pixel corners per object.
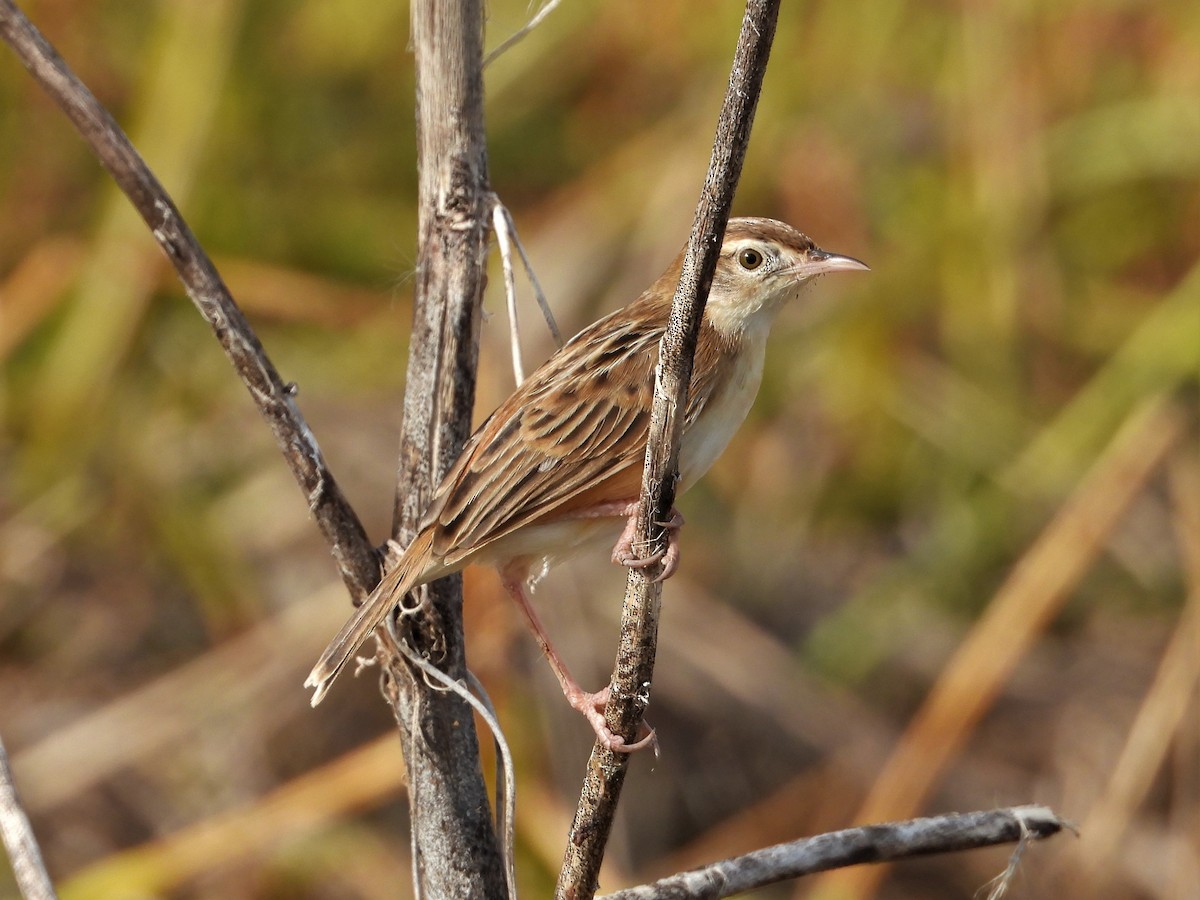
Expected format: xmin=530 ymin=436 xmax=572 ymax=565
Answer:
xmin=559 ymin=500 xmax=685 ymax=582
xmin=499 ymin=562 xmax=655 ymax=753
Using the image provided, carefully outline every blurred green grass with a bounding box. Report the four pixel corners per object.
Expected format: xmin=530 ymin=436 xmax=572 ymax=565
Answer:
xmin=2 ymin=0 xmax=1197 ymax=898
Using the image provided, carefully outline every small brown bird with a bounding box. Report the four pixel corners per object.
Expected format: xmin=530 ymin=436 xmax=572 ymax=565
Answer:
xmin=306 ymin=217 xmax=866 ymax=749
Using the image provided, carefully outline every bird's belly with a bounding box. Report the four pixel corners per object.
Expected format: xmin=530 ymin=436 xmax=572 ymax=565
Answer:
xmin=476 ymin=515 xmax=623 ymax=570
xmin=678 ymin=342 xmax=765 ymax=491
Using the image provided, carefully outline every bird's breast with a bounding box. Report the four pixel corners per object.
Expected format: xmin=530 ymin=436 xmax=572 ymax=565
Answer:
xmin=678 ymin=337 xmax=766 ymax=491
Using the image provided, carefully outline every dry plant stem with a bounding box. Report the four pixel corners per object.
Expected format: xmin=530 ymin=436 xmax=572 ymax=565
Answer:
xmin=491 ymin=196 xmax=563 ymax=385
xmin=0 ymin=736 xmax=56 ymax=900
xmin=820 ymin=391 xmax=1187 ymax=899
xmin=598 ymin=806 xmax=1067 ymax=900
xmin=2 ymin=0 xmax=497 ymax=893
xmin=384 ymin=0 xmax=505 ymax=897
xmin=396 ymin=645 xmax=519 ymax=900
xmin=0 ymin=0 xmax=377 ymax=599
xmin=556 ymin=1 xmax=781 ymax=897
xmin=1072 ymin=452 xmax=1200 ymax=889
xmin=61 ymin=736 xmax=407 ymax=897
xmin=483 ymin=0 xmax=564 ymax=67
xmin=492 ymin=201 xmax=528 ymax=383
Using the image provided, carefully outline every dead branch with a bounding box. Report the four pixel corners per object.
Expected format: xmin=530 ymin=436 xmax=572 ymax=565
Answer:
xmin=0 ymin=0 xmax=378 ymax=600
xmin=556 ymin=1 xmax=782 ymax=897
xmin=599 ymin=806 xmax=1069 ymax=900
xmin=380 ymin=0 xmax=508 ymax=896
xmin=0 ymin=0 xmax=504 ymax=894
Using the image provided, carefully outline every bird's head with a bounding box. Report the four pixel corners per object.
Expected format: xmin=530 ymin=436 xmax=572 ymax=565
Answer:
xmin=704 ymin=217 xmax=868 ymax=338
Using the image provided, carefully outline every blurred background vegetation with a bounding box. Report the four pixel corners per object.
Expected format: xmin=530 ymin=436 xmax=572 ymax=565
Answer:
xmin=2 ymin=0 xmax=1197 ymax=897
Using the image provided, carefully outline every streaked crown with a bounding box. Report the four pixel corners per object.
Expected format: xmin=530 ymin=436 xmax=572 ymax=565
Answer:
xmin=704 ymin=217 xmax=867 ymax=335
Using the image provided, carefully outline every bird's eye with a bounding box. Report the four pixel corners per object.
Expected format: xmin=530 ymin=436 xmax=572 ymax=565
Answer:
xmin=737 ymin=247 xmax=765 ymax=271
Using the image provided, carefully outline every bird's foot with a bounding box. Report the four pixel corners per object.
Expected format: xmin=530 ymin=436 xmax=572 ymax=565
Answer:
xmin=566 ymin=684 xmax=658 ymax=754
xmin=612 ymin=507 xmax=684 ymax=582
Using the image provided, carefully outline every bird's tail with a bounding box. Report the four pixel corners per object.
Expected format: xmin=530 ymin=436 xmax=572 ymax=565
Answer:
xmin=305 ymin=530 xmax=436 ymax=705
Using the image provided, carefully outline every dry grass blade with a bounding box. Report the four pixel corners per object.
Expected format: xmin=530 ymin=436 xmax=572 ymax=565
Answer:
xmin=12 ymin=585 xmax=349 ymax=811
xmin=1001 ymin=265 xmax=1200 ymax=499
xmin=1068 ymin=452 xmax=1200 ymax=890
xmin=58 ymin=736 xmax=406 ymax=898
xmin=0 ymin=0 xmax=380 ymax=597
xmin=0 ymin=238 xmax=84 ymax=362
xmin=22 ymin=0 xmax=241 ymax=453
xmin=483 ymin=0 xmax=564 ymax=67
xmin=1072 ymin=587 xmax=1200 ymax=889
xmin=810 ymin=392 xmax=1187 ymax=900
xmin=0 ymin=239 xmax=388 ymax=360
xmin=1170 ymin=453 xmax=1200 ymax=586
xmin=205 ymin=257 xmax=390 ymax=326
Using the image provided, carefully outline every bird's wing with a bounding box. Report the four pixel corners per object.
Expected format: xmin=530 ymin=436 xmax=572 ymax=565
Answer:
xmin=423 ymin=305 xmax=734 ymax=566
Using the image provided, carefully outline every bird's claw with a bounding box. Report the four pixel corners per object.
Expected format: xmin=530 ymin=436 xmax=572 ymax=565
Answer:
xmin=567 ymin=685 xmax=659 ymax=754
xmin=612 ymin=507 xmax=684 ymax=582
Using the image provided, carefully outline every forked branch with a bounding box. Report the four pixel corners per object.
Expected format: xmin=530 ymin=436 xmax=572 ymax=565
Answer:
xmin=0 ymin=0 xmax=378 ymax=600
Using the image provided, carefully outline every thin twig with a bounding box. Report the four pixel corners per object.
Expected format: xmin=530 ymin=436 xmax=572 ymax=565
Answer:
xmin=495 ymin=199 xmax=563 ymax=346
xmin=492 ymin=200 xmax=527 ymax=384
xmin=483 ymin=0 xmax=564 ymax=67
xmin=395 ymin=646 xmax=519 ymax=900
xmin=0 ymin=735 xmax=57 ymax=900
xmin=0 ymin=0 xmax=378 ymax=599
xmin=598 ymin=806 xmax=1069 ymax=900
xmin=466 ymin=672 xmax=519 ymax=900
xmin=979 ymin=810 xmax=1033 ymax=900
xmin=503 ymin=206 xmax=562 ymax=348
xmin=556 ymin=2 xmax=781 ymax=897
xmin=492 ymin=197 xmax=564 ymax=385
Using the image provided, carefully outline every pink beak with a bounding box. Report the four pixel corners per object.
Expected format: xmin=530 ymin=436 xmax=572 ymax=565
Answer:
xmin=798 ymin=248 xmax=870 ymax=277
